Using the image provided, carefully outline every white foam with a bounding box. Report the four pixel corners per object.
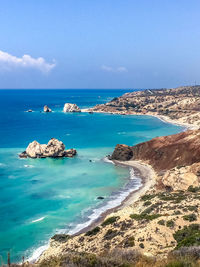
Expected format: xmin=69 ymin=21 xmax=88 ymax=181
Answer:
xmin=68 ymin=168 xmax=142 ymax=235
xmin=27 ymin=244 xmax=49 ymax=263
xmin=31 ymin=216 xmax=46 ymax=223
xmin=24 ymin=164 xmax=34 ymax=168
xmin=103 ymin=157 xmax=114 ymax=164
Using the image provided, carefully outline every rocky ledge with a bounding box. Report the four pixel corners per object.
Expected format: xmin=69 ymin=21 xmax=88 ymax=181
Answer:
xmin=63 ymin=103 xmax=81 ymax=112
xmin=19 ymin=138 xmax=77 ymax=158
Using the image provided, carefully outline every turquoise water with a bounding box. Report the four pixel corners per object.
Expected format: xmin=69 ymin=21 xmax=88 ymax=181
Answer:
xmin=0 ymin=89 xmax=183 ymax=263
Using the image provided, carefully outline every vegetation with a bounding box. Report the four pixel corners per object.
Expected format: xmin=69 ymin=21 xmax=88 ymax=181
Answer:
xmin=166 ymin=220 xmax=175 ymax=228
xmin=173 ymin=224 xmax=200 ymax=249
xmin=51 ymin=234 xmax=70 ymax=242
xmin=158 ymin=219 xmax=165 ymax=225
xmin=141 ymin=194 xmax=156 ymax=201
xmin=85 ymin=226 xmax=100 ymax=236
xmin=101 ymin=216 xmax=119 ymax=226
xmin=104 ymin=229 xmax=118 ymax=240
xmin=130 ymin=213 xmax=161 ymax=221
xmin=183 ymin=214 xmax=197 ymax=222
xmin=187 ymin=186 xmax=200 ymax=193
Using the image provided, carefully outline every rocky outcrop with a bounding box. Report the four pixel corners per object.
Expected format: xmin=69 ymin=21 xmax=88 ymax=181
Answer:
xmin=44 ymin=105 xmax=52 ymax=112
xmin=111 ymin=130 xmax=200 ymax=171
xmin=63 ymin=103 xmax=81 ymax=113
xmin=19 ymin=138 xmax=77 ymax=158
xmin=110 ymin=144 xmax=133 ymax=161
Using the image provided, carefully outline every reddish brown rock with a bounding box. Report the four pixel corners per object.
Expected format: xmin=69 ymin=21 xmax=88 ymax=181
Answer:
xmin=111 ymin=130 xmax=200 ymax=171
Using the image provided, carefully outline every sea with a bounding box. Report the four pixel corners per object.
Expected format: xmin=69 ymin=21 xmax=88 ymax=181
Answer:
xmin=0 ymin=89 xmax=183 ymax=263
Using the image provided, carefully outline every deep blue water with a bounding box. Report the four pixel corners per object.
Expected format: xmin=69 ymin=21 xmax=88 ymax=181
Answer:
xmin=0 ymin=89 xmax=183 ymax=263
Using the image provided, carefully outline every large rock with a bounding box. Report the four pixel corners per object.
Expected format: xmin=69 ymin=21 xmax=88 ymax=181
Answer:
xmin=44 ymin=105 xmax=52 ymax=112
xmin=63 ymin=103 xmax=81 ymax=112
xmin=110 ymin=144 xmax=133 ymax=161
xmin=19 ymin=138 xmax=77 ymax=158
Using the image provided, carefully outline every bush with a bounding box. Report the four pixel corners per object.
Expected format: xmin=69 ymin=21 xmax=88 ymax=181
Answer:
xmin=51 ymin=234 xmax=70 ymax=242
xmin=143 ymin=200 xmax=152 ymax=206
xmin=173 ymin=224 xmax=200 ymax=249
xmin=158 ymin=219 xmax=165 ymax=226
xmin=104 ymin=229 xmax=118 ymax=240
xmin=101 ymin=216 xmax=119 ymax=226
xmin=183 ymin=214 xmax=197 ymax=222
xmin=124 ymin=236 xmax=135 ymax=247
xmin=166 ymin=220 xmax=175 ymax=228
xmin=141 ymin=194 xmax=155 ymax=201
xmin=187 ymin=185 xmax=200 ymax=193
xmin=85 ymin=226 xmax=100 ymax=236
xmin=130 ymin=213 xmax=161 ymax=221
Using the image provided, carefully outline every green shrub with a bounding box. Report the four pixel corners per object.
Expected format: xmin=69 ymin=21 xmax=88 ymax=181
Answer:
xmin=51 ymin=234 xmax=70 ymax=242
xmin=173 ymin=224 xmax=200 ymax=249
xmin=141 ymin=194 xmax=156 ymax=201
xmin=183 ymin=214 xmax=197 ymax=222
xmin=101 ymin=216 xmax=119 ymax=226
xmin=187 ymin=206 xmax=198 ymax=212
xmin=130 ymin=213 xmax=161 ymax=221
xmin=85 ymin=226 xmax=100 ymax=236
xmin=104 ymin=229 xmax=118 ymax=240
xmin=158 ymin=219 xmax=165 ymax=226
xmin=166 ymin=220 xmax=175 ymax=228
xmin=124 ymin=236 xmax=135 ymax=247
xmin=187 ymin=186 xmax=200 ymax=193
xmin=143 ymin=200 xmax=152 ymax=206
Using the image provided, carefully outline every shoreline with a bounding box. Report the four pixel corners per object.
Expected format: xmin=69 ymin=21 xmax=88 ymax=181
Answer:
xmin=72 ymin=159 xmax=155 ymax=237
xmin=81 ymin=108 xmax=198 ymax=130
xmin=35 ymin=110 xmax=190 ymax=263
xmin=36 ymin=159 xmax=156 ymax=263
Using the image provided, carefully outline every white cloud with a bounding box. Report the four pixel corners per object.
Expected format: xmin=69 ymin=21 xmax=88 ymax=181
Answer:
xmin=0 ymin=50 xmax=56 ymax=73
xmin=101 ymin=65 xmax=128 ymax=73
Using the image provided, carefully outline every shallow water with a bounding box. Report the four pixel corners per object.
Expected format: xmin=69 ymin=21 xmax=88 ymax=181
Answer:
xmin=0 ymin=89 xmax=183 ymax=262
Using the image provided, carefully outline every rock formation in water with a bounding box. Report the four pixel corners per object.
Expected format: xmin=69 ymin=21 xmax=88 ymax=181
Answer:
xmin=19 ymin=138 xmax=76 ymax=158
xmin=43 ymin=105 xmax=52 ymax=112
xmin=63 ymin=103 xmax=81 ymax=112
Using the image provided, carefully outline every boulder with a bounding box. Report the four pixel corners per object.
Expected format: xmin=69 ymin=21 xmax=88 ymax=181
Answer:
xmin=63 ymin=103 xmax=81 ymax=113
xmin=110 ymin=144 xmax=133 ymax=161
xmin=19 ymin=138 xmax=77 ymax=158
xmin=44 ymin=105 xmax=52 ymax=112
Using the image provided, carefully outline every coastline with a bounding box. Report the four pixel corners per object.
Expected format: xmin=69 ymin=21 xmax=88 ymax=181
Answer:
xmin=81 ymin=108 xmax=198 ymax=130
xmin=36 ymin=110 xmax=192 ymax=263
xmin=36 ymin=159 xmax=156 ymax=263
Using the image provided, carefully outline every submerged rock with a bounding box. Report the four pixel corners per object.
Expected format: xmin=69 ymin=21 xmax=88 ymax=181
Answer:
xmin=19 ymin=138 xmax=77 ymax=158
xmin=43 ymin=105 xmax=52 ymax=112
xmin=63 ymin=103 xmax=81 ymax=112
xmin=97 ymin=196 xmax=104 ymax=200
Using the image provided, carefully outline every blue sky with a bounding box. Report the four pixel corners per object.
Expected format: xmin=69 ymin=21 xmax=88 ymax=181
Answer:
xmin=0 ymin=0 xmax=200 ymax=89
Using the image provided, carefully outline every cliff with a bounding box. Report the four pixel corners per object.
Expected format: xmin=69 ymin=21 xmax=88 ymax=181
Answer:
xmin=111 ymin=130 xmax=200 ymax=171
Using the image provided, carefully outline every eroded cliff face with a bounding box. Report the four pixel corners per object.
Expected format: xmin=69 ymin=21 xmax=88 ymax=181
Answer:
xmin=111 ymin=130 xmax=200 ymax=171
xmin=111 ymin=130 xmax=200 ymax=191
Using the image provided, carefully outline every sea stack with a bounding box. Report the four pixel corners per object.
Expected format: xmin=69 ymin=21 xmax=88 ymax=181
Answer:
xmin=19 ymin=138 xmax=77 ymax=158
xmin=43 ymin=105 xmax=52 ymax=112
xmin=63 ymin=103 xmax=81 ymax=112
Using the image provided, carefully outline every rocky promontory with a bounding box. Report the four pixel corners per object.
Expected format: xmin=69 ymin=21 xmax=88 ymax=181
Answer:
xmin=19 ymin=138 xmax=76 ymax=158
xmin=89 ymin=85 xmax=200 ymax=128
xmin=111 ymin=130 xmax=200 ymax=171
xmin=63 ymin=103 xmax=81 ymax=112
